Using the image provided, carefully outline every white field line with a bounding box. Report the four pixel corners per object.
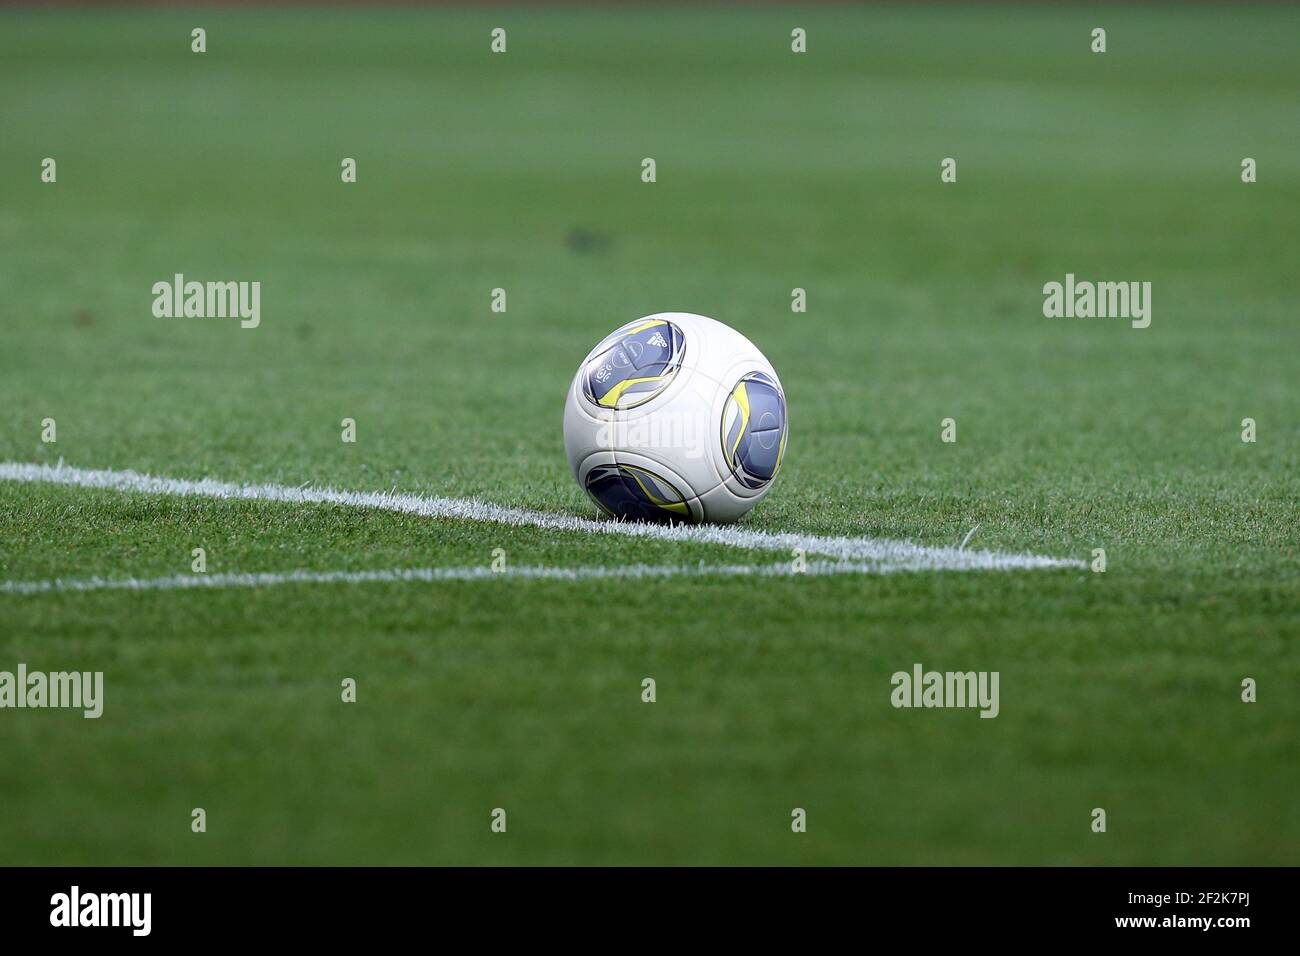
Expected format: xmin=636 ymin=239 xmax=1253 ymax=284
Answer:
xmin=0 ymin=461 xmax=1084 ymax=578
xmin=1 ymin=559 xmax=1042 ymax=596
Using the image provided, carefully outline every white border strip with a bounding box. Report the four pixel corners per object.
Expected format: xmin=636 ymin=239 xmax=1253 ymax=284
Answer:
xmin=0 ymin=558 xmax=1046 ymax=596
xmin=0 ymin=461 xmax=1083 ymax=573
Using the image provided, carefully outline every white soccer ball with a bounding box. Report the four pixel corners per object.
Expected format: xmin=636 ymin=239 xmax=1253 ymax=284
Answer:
xmin=563 ymin=312 xmax=788 ymax=524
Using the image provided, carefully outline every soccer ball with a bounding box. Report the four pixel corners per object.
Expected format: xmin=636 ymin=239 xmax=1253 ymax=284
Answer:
xmin=563 ymin=312 xmax=788 ymax=524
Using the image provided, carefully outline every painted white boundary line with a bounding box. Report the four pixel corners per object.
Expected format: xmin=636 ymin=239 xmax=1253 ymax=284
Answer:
xmin=0 ymin=461 xmax=1084 ymax=576
xmin=0 ymin=558 xmax=1051 ymax=596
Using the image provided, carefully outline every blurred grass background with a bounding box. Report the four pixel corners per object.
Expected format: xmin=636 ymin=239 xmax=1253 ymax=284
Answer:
xmin=0 ymin=4 xmax=1297 ymax=864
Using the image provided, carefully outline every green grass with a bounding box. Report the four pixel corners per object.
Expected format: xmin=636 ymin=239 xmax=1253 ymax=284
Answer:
xmin=1 ymin=4 xmax=1298 ymax=865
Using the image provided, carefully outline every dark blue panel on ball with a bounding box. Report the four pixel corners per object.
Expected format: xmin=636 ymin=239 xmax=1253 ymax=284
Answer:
xmin=582 ymin=320 xmax=684 ymax=409
xmin=723 ymin=372 xmax=787 ymax=490
xmin=584 ymin=463 xmax=691 ymax=523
